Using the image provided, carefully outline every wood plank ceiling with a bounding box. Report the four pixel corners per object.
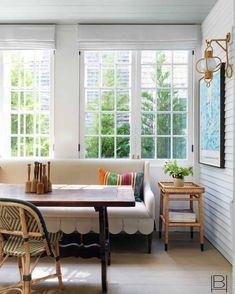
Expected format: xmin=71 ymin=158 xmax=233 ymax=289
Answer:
xmin=0 ymin=0 xmax=217 ymax=24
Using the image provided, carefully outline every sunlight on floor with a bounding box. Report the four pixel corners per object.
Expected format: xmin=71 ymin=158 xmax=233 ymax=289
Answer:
xmin=0 ymin=233 xmax=232 ymax=294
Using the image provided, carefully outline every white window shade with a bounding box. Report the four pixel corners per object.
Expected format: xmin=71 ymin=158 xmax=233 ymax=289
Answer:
xmin=0 ymin=25 xmax=56 ymax=49
xmin=78 ymin=25 xmax=200 ymax=50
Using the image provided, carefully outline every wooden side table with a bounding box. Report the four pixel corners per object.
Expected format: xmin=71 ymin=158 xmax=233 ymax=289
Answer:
xmin=158 ymin=181 xmax=205 ymax=251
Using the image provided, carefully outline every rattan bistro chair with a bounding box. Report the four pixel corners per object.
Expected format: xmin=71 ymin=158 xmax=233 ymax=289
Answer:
xmin=0 ymin=198 xmax=63 ymax=294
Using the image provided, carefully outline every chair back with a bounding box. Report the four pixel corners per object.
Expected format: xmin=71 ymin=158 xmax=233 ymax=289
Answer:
xmin=0 ymin=198 xmax=52 ymax=254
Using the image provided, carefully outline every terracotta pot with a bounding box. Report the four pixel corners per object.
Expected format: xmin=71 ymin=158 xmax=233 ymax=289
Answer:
xmin=173 ymin=177 xmax=184 ymax=187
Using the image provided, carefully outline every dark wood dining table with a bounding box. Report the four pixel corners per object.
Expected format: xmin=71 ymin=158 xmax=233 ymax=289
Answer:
xmin=0 ymin=184 xmax=135 ymax=292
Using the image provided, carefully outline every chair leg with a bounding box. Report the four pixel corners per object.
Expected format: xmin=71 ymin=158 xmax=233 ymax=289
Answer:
xmin=18 ymin=257 xmax=23 ymax=281
xmin=22 ymin=255 xmax=31 ymax=294
xmin=147 ymin=233 xmax=153 ymax=254
xmin=23 ymin=281 xmax=31 ymax=294
xmin=0 ymin=234 xmax=4 ymax=264
xmin=55 ymin=241 xmax=63 ymax=289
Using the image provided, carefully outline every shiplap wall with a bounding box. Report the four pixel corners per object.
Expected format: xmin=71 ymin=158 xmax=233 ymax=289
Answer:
xmin=200 ymin=0 xmax=234 ymax=263
xmin=0 ymin=0 xmax=217 ymax=24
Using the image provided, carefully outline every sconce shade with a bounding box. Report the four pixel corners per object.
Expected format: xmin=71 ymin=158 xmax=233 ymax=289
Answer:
xmin=196 ymin=48 xmax=222 ymax=74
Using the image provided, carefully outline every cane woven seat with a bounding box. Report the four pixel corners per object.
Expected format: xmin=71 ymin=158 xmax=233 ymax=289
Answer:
xmin=3 ymin=232 xmax=63 ymax=257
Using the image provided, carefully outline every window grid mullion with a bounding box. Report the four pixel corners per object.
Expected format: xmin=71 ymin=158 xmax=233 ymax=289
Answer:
xmin=33 ymin=53 xmax=37 ymax=157
xmin=23 ymin=65 xmax=26 ymax=157
xmin=17 ymin=60 xmax=21 ymax=157
xmin=99 ymin=53 xmax=102 ymax=158
xmin=135 ymin=51 xmax=141 ymax=159
xmin=15 ymin=58 xmax=20 ymax=157
xmin=170 ymin=53 xmax=174 ymax=160
xmin=23 ymin=113 xmax=26 ymax=156
xmin=23 ymin=57 xmax=26 ymax=156
xmin=38 ymin=55 xmax=41 ymax=156
xmin=114 ymin=53 xmax=117 ymax=159
xmin=154 ymin=53 xmax=157 ymax=159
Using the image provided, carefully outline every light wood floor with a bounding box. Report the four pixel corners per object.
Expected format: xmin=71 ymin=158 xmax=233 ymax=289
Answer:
xmin=0 ymin=232 xmax=232 ymax=294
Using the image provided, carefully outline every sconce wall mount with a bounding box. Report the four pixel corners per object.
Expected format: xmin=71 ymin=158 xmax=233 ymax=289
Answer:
xmin=196 ymin=32 xmax=233 ymax=87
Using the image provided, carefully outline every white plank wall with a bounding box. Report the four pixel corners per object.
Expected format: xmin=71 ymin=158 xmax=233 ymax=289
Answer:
xmin=200 ymin=0 xmax=234 ymax=263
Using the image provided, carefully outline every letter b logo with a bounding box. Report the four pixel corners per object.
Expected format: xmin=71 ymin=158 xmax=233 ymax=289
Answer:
xmin=211 ymin=275 xmax=227 ymax=292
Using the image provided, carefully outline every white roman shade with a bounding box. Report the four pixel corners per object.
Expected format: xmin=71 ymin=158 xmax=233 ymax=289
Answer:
xmin=0 ymin=25 xmax=56 ymax=49
xmin=78 ymin=24 xmax=200 ymax=50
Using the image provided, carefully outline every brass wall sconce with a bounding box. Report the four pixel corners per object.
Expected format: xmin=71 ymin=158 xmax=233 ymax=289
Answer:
xmin=196 ymin=32 xmax=233 ymax=87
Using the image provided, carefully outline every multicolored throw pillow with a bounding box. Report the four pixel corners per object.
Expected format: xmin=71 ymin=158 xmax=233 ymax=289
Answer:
xmin=99 ymin=169 xmax=144 ymax=202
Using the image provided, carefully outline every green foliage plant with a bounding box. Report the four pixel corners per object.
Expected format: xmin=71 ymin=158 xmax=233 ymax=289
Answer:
xmin=163 ymin=160 xmax=193 ymax=179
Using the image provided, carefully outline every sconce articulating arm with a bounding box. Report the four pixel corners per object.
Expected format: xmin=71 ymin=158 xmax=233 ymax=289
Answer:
xmin=206 ymin=33 xmax=233 ymax=78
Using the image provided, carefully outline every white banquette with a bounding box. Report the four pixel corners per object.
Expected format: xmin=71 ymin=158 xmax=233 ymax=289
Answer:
xmin=0 ymin=159 xmax=155 ymax=252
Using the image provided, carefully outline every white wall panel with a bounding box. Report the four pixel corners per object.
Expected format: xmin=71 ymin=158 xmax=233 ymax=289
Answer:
xmin=54 ymin=25 xmax=79 ymax=158
xmin=200 ymin=0 xmax=234 ymax=263
xmin=0 ymin=0 xmax=217 ymax=24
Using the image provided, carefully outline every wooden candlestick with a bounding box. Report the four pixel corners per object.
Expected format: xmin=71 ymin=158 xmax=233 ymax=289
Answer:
xmin=42 ymin=164 xmax=48 ymax=193
xmin=37 ymin=163 xmax=44 ymax=194
xmin=25 ymin=164 xmax=31 ymax=193
xmin=47 ymin=161 xmax=52 ymax=192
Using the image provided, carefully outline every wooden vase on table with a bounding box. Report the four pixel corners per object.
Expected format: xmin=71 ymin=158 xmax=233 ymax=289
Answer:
xmin=42 ymin=164 xmax=48 ymax=193
xmin=31 ymin=162 xmax=39 ymax=193
xmin=47 ymin=161 xmax=52 ymax=192
xmin=25 ymin=164 xmax=31 ymax=193
xmin=37 ymin=163 xmax=44 ymax=194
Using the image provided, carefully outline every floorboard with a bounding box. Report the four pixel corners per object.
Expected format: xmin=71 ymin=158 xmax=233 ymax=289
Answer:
xmin=0 ymin=232 xmax=232 ymax=294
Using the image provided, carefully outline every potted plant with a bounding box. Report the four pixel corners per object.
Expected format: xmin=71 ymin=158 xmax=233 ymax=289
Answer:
xmin=163 ymin=160 xmax=193 ymax=187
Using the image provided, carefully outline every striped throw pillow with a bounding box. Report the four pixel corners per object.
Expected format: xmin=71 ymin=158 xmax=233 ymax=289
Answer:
xmin=99 ymin=169 xmax=144 ymax=202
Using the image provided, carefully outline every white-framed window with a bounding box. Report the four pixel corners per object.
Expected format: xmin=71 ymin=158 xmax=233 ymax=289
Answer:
xmin=80 ymin=50 xmax=193 ymax=161
xmin=0 ymin=50 xmax=53 ymax=158
xmin=140 ymin=51 xmax=189 ymax=159
xmin=80 ymin=51 xmax=132 ymax=159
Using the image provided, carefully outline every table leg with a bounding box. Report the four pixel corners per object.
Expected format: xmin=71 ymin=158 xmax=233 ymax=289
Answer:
xmin=164 ymin=193 xmax=169 ymax=251
xmin=198 ymin=194 xmax=204 ymax=251
xmin=104 ymin=207 xmax=111 ymax=265
xmin=190 ymin=195 xmax=194 ymax=239
xmin=159 ymin=192 xmax=163 ymax=239
xmin=98 ymin=207 xmax=108 ymax=292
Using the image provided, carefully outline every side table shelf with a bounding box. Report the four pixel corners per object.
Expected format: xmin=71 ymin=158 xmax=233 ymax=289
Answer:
xmin=158 ymin=181 xmax=205 ymax=251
